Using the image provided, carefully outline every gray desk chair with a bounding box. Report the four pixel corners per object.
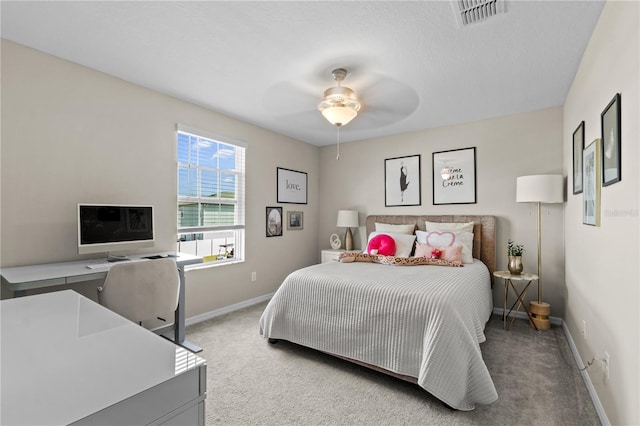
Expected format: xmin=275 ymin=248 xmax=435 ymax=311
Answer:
xmin=97 ymin=258 xmax=180 ymax=329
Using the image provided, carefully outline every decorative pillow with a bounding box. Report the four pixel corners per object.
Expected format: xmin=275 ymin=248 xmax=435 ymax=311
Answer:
xmin=375 ymin=223 xmax=416 ymax=235
xmin=425 ymin=221 xmax=475 ymax=233
xmin=414 ymin=243 xmax=463 ymax=262
xmin=415 ymin=230 xmax=474 ymax=264
xmin=365 ymin=231 xmax=416 ymax=258
xmin=366 ymin=234 xmax=396 ymax=256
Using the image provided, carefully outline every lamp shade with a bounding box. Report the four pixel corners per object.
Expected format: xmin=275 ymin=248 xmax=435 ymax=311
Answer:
xmin=321 ymin=106 xmax=358 ymax=127
xmin=336 ymin=210 xmax=359 ymax=228
xmin=516 ymin=175 xmax=564 ymax=203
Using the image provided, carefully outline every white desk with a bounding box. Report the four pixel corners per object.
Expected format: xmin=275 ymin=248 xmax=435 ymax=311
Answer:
xmin=0 ymin=290 xmax=206 ymax=425
xmin=0 ymin=252 xmax=203 ymax=352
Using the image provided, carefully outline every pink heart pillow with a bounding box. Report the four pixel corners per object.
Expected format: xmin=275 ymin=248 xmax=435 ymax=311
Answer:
xmin=425 ymin=231 xmax=456 ymax=247
xmin=367 ymin=234 xmax=396 ymax=256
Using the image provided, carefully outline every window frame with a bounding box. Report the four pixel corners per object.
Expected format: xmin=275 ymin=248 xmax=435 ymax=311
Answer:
xmin=176 ymin=124 xmax=246 ymax=266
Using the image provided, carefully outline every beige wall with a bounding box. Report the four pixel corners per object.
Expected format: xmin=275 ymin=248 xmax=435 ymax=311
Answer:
xmin=0 ymin=40 xmax=320 ymax=311
xmin=318 ymin=107 xmax=566 ymax=315
xmin=563 ymin=1 xmax=639 ymax=424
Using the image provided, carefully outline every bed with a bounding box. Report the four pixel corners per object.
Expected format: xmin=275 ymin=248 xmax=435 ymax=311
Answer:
xmin=259 ymin=215 xmax=498 ymax=410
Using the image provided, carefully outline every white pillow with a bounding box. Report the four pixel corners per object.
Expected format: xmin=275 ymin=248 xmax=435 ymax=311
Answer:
xmin=425 ymin=221 xmax=475 ymax=233
xmin=375 ymin=223 xmax=416 ymax=235
xmin=415 ymin=230 xmax=474 ymax=264
xmin=365 ymin=231 xmax=416 ymax=258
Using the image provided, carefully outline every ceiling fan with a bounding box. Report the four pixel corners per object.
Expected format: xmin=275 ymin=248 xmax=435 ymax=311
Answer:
xmin=263 ymin=65 xmax=419 ymax=145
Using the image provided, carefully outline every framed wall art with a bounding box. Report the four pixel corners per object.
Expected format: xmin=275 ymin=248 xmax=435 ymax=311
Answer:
xmin=287 ymin=211 xmax=303 ymax=230
xmin=582 ymin=139 xmax=601 ymax=226
xmin=572 ymin=121 xmax=584 ymax=195
xmin=277 ymin=167 xmax=308 ymax=204
xmin=266 ymin=206 xmax=283 ymax=237
xmin=601 ymin=93 xmax=621 ymax=186
xmin=384 ymin=155 xmax=421 ymax=207
xmin=432 ymin=147 xmax=476 ymax=205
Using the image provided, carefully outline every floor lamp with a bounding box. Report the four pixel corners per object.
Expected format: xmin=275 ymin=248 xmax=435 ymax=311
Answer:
xmin=336 ymin=210 xmax=359 ymax=251
xmin=516 ymin=174 xmax=564 ymax=330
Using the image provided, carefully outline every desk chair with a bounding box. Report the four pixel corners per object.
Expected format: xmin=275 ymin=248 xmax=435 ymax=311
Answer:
xmin=97 ymin=258 xmax=180 ymax=329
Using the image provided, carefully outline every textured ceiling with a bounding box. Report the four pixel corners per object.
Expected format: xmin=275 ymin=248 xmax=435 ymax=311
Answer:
xmin=1 ymin=1 xmax=605 ymax=146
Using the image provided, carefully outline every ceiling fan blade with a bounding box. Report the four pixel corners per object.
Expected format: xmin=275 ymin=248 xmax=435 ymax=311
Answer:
xmin=262 ymin=80 xmax=319 ymax=117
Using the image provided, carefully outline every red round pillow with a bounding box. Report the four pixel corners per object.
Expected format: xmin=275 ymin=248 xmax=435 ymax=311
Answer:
xmin=367 ymin=234 xmax=396 ymax=256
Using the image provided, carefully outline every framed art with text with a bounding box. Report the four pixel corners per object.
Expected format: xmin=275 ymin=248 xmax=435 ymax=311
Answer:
xmin=384 ymin=155 xmax=421 ymax=207
xmin=277 ymin=167 xmax=308 ymax=204
xmin=572 ymin=121 xmax=584 ymax=195
xmin=601 ymin=93 xmax=621 ymax=187
xmin=432 ymin=147 xmax=476 ymax=205
xmin=582 ymin=140 xmax=601 ymax=226
xmin=266 ymin=207 xmax=283 ymax=237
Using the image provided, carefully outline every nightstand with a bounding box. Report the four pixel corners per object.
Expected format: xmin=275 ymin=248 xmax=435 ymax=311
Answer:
xmin=321 ymin=249 xmax=359 ymax=264
xmin=493 ymin=271 xmax=540 ymax=331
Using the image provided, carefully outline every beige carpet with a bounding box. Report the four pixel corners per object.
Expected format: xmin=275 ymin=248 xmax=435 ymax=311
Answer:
xmin=185 ymin=302 xmax=600 ymax=425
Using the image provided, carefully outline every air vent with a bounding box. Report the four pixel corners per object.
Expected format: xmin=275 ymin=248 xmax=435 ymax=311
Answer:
xmin=453 ymin=0 xmax=505 ymax=27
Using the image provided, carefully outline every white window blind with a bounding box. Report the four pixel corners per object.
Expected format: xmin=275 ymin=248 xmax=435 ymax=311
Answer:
xmin=176 ymin=125 xmax=246 ymax=263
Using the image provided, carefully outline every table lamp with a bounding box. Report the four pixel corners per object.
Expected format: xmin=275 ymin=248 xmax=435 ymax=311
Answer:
xmin=336 ymin=210 xmax=359 ymax=251
xmin=516 ymin=174 xmax=564 ymax=330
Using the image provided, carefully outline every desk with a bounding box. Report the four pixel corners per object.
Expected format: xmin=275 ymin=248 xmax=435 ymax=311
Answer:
xmin=1 ymin=290 xmax=206 ymax=425
xmin=493 ymin=271 xmax=539 ymax=331
xmin=0 ymin=252 xmax=203 ymax=352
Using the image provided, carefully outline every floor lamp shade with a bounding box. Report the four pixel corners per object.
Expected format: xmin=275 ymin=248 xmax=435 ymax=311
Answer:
xmin=516 ymin=175 xmax=564 ymax=204
xmin=337 ymin=210 xmax=359 ymax=251
xmin=516 ymin=174 xmax=564 ymax=330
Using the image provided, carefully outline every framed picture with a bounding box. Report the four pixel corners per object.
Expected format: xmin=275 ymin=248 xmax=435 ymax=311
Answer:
xmin=266 ymin=207 xmax=283 ymax=237
xmin=277 ymin=167 xmax=308 ymax=204
xmin=572 ymin=121 xmax=584 ymax=195
xmin=384 ymin=155 xmax=421 ymax=206
xmin=582 ymin=139 xmax=601 ymax=226
xmin=601 ymin=93 xmax=621 ymax=186
xmin=287 ymin=211 xmax=303 ymax=230
xmin=432 ymin=147 xmax=476 ymax=205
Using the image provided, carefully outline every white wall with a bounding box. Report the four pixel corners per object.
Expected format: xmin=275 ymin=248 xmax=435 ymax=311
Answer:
xmin=318 ymin=107 xmax=566 ymax=315
xmin=0 ymin=40 xmax=320 ymax=313
xmin=563 ymin=1 xmax=639 ymax=424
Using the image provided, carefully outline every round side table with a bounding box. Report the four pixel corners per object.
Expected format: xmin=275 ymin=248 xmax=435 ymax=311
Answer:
xmin=493 ymin=271 xmax=539 ymax=330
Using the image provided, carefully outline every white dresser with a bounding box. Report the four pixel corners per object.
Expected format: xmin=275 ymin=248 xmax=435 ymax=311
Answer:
xmin=0 ymin=290 xmax=206 ymax=425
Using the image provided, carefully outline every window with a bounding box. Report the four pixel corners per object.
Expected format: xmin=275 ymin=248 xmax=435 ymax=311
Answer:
xmin=176 ymin=125 xmax=246 ymax=264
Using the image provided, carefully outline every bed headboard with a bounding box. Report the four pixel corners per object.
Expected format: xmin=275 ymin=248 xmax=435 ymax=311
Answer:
xmin=365 ymin=215 xmax=496 ymax=277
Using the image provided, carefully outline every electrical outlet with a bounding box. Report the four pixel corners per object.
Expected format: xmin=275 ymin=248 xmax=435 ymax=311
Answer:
xmin=581 ymin=320 xmax=587 ymax=340
xmin=604 ymin=352 xmax=610 ymax=380
xmin=251 ymin=272 xmax=257 ymax=282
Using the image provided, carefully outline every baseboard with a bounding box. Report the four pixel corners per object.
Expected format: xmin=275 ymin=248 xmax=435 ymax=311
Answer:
xmin=561 ymin=321 xmax=610 ymax=426
xmin=185 ymin=292 xmax=274 ymax=327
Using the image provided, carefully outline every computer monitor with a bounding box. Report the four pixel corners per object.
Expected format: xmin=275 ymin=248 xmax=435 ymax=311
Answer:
xmin=78 ymin=204 xmax=155 ymax=255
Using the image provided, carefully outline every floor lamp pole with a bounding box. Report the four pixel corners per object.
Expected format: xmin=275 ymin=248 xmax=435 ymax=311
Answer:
xmin=531 ymin=201 xmax=550 ymax=329
xmin=537 ymin=201 xmax=542 ymax=304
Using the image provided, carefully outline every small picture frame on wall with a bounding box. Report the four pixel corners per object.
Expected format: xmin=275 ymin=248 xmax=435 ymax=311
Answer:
xmin=277 ymin=167 xmax=308 ymax=204
xmin=582 ymin=140 xmax=601 ymax=226
xmin=266 ymin=207 xmax=283 ymax=237
xmin=384 ymin=155 xmax=421 ymax=207
xmin=432 ymin=147 xmax=477 ymax=205
xmin=572 ymin=121 xmax=584 ymax=195
xmin=287 ymin=211 xmax=303 ymax=230
xmin=601 ymin=93 xmax=621 ymax=186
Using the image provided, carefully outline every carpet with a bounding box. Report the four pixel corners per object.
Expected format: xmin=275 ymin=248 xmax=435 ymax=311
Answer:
xmin=185 ymin=302 xmax=600 ymax=425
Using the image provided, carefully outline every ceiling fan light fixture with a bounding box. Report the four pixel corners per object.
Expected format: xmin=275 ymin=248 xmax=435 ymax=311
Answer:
xmin=318 ymin=68 xmax=362 ymax=127
xmin=321 ymin=105 xmax=358 ymax=127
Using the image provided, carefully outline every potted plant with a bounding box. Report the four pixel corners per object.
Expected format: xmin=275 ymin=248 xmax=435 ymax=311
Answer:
xmin=507 ymin=239 xmax=524 ymax=275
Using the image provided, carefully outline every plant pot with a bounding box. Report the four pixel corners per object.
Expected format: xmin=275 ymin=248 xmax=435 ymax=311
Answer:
xmin=508 ymin=255 xmax=523 ymax=275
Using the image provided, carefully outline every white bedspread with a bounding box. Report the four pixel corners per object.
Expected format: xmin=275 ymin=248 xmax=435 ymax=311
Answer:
xmin=259 ymin=259 xmax=497 ymax=411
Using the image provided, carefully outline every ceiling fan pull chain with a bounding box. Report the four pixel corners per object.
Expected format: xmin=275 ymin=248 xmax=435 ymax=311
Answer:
xmin=336 ymin=125 xmax=340 ymax=160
